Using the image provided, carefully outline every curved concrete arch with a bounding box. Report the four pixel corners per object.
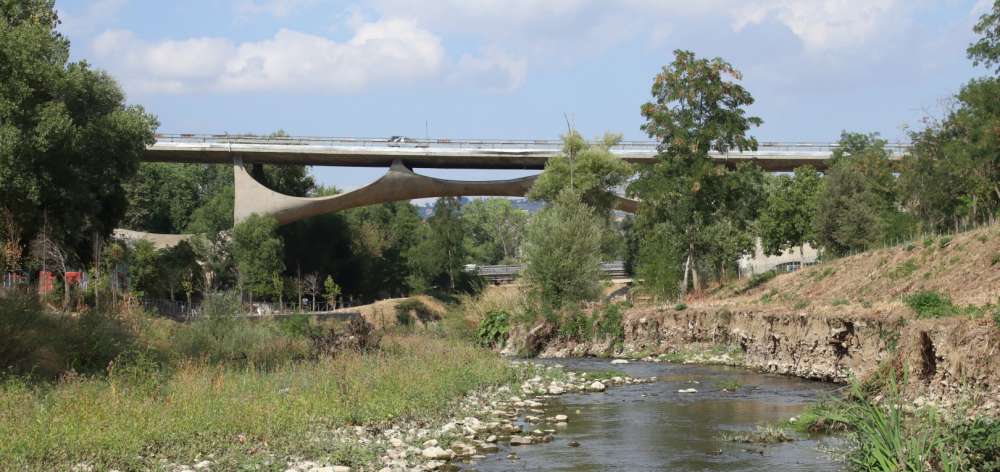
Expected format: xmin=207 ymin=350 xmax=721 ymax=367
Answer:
xmin=235 ymin=159 xmax=640 ymax=225
xmin=236 ymin=159 xmax=535 ymax=225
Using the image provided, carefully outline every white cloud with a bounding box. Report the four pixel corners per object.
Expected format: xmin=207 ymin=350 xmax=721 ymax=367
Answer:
xmin=91 ymin=19 xmax=445 ymax=94
xmin=733 ymin=0 xmax=904 ymax=51
xmin=449 ymin=48 xmax=527 ymax=93
xmin=236 ymin=0 xmax=316 ymax=18
xmin=370 ymin=0 xmax=912 ymax=55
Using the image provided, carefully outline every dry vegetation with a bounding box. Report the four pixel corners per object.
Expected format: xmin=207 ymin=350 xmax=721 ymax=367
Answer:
xmin=697 ymin=223 xmax=1000 ymax=316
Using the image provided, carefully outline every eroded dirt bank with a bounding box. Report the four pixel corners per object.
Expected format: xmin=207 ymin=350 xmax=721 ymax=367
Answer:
xmin=507 ymin=306 xmax=1000 ymax=415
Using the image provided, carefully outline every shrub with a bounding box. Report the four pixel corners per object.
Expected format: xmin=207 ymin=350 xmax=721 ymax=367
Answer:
xmin=887 ymin=259 xmax=919 ymax=280
xmin=594 ymin=303 xmax=625 ymax=350
xmin=557 ymin=311 xmax=592 ymax=341
xmin=475 ymin=310 xmax=510 ymax=348
xmin=394 ymin=299 xmax=438 ymax=325
xmin=674 ymin=303 xmax=687 ymax=311
xmin=904 ymin=291 xmax=959 ymax=318
xmin=0 ymin=294 xmax=140 ymax=378
xmin=938 ymin=236 xmax=953 ymax=248
xmin=738 ymin=270 xmax=776 ymax=294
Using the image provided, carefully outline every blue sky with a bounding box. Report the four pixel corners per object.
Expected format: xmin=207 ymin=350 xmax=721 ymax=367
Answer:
xmin=56 ymin=0 xmax=994 ymax=190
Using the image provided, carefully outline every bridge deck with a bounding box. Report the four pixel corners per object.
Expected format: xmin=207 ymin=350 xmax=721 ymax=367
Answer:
xmin=145 ymin=134 xmax=909 ymax=171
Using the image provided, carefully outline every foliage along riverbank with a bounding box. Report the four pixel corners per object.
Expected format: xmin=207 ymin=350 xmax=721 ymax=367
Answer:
xmin=0 ymin=293 xmax=516 ymax=471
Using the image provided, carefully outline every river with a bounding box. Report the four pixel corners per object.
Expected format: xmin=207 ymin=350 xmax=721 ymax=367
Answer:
xmin=469 ymin=358 xmax=845 ymax=471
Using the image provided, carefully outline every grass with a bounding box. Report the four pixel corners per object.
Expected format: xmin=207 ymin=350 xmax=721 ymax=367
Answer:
xmin=0 ymin=335 xmax=519 ymax=471
xmin=737 ymin=270 xmax=777 ymax=294
xmin=721 ymin=425 xmax=794 ymax=444
xmin=717 ymin=379 xmax=742 ymax=392
xmin=791 ymin=373 xmax=1000 ymax=472
xmin=903 ymin=291 xmax=997 ymax=320
xmin=887 ymin=258 xmax=920 ymax=280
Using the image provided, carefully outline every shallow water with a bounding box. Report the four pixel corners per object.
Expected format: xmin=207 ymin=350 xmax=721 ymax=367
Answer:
xmin=470 ymin=358 xmax=845 ymax=472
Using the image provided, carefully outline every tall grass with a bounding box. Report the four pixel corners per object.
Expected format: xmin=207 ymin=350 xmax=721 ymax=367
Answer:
xmin=0 ymin=335 xmax=517 ymax=471
xmin=793 ymin=373 xmax=1000 ymax=471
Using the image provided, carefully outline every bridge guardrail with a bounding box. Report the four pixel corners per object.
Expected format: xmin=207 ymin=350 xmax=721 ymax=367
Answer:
xmin=153 ymin=134 xmax=911 ymax=156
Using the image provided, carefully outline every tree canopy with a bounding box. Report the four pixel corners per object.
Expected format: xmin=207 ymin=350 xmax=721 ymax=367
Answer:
xmin=528 ymin=131 xmax=633 ymax=216
xmin=630 ymin=50 xmax=764 ymax=298
xmin=1 ymin=0 xmax=158 ymax=258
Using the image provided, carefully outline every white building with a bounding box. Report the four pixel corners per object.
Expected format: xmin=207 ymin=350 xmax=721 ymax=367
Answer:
xmin=738 ymin=240 xmax=819 ymax=277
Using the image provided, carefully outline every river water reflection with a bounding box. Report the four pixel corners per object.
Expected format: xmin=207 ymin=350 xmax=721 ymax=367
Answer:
xmin=471 ymin=358 xmax=845 ymax=472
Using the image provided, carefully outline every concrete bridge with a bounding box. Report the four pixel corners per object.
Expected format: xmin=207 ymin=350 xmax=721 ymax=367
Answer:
xmin=124 ymin=134 xmax=909 ymax=240
xmin=147 ymin=134 xmax=909 ymax=171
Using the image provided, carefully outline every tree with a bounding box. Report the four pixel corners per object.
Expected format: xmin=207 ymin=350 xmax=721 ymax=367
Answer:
xmin=231 ymin=214 xmax=284 ymax=301
xmin=629 ymin=50 xmax=764 ymax=298
xmin=521 ymin=189 xmax=603 ymax=309
xmin=528 ymin=131 xmax=634 ymax=216
xmin=758 ymin=167 xmax=822 ymax=260
xmin=29 ymin=230 xmax=76 ymax=310
xmin=968 ymin=0 xmax=1000 ymax=74
xmin=323 ymin=275 xmax=341 ymax=309
xmin=814 ymin=132 xmax=910 ymax=256
xmin=462 ymin=199 xmax=528 ymax=264
xmin=0 ymin=1 xmax=158 ymax=258
xmin=406 ymin=198 xmax=468 ymax=291
xmin=302 ymin=272 xmax=320 ymax=311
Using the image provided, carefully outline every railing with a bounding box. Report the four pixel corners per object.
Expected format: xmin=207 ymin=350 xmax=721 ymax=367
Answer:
xmin=475 ymin=261 xmax=629 ymax=282
xmin=153 ymin=133 xmax=912 ymax=156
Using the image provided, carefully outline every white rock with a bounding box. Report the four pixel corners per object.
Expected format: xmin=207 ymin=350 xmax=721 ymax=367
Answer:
xmin=677 ymin=388 xmax=698 ymax=393
xmin=421 ymin=446 xmax=454 ymax=460
xmin=509 ymin=435 xmax=533 ymax=446
xmin=193 ymin=461 xmax=212 ymax=470
xmin=610 ymin=359 xmax=629 ymax=364
xmin=422 ymin=439 xmax=438 ymax=448
xmin=554 ymin=414 xmax=568 ymax=421
xmin=586 ymin=381 xmax=606 ymax=392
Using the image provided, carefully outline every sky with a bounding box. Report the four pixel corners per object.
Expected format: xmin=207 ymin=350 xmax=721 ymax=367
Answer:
xmin=55 ymin=0 xmax=995 ymax=190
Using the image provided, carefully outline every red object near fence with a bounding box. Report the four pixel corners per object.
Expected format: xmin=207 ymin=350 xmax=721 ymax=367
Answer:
xmin=37 ymin=271 xmax=84 ymax=294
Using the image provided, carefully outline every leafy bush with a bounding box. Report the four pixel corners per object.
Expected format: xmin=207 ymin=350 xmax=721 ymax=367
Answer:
xmin=594 ymin=303 xmax=625 ymax=350
xmin=0 ymin=294 xmax=140 ymax=378
xmin=277 ymin=314 xmax=321 ymax=338
xmin=904 ymin=291 xmax=959 ymax=318
xmin=674 ymin=303 xmax=687 ymax=311
xmin=475 ymin=310 xmax=510 ymax=348
xmin=557 ymin=311 xmax=592 ymax=341
xmin=951 ymin=417 xmax=1000 ymax=472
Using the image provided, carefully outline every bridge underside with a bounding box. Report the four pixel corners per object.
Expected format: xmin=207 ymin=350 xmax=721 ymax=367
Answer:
xmin=235 ymin=159 xmax=638 ymax=226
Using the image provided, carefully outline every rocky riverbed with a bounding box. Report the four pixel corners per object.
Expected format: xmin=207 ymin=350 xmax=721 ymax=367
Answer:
xmin=154 ymin=362 xmax=654 ymax=472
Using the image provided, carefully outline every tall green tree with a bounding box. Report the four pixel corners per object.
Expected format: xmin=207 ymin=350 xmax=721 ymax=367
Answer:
xmin=406 ymin=197 xmax=468 ymax=291
xmin=758 ymin=166 xmax=822 ymax=259
xmin=968 ymin=0 xmax=1000 ymax=74
xmin=901 ymin=15 xmax=1000 ymax=231
xmin=231 ymin=214 xmax=284 ymax=301
xmin=462 ymin=198 xmax=528 ymax=264
xmin=528 ymin=131 xmax=634 ymax=216
xmin=629 ymin=50 xmax=764 ymax=298
xmin=814 ymin=132 xmax=912 ymax=256
xmin=0 ymin=1 xmax=158 ymax=258
xmin=521 ymin=189 xmax=604 ymax=309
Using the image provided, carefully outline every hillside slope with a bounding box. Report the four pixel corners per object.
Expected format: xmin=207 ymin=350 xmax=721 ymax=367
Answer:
xmin=696 ymin=223 xmax=1000 ymax=316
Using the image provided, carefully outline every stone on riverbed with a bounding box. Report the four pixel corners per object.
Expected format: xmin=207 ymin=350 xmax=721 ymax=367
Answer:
xmin=678 ymin=388 xmax=698 ymax=393
xmin=509 ymin=435 xmax=533 ymax=446
xmin=421 ymin=446 xmax=455 ymax=460
xmin=611 ymin=359 xmax=629 ymax=364
xmin=586 ymin=381 xmax=607 ymax=392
